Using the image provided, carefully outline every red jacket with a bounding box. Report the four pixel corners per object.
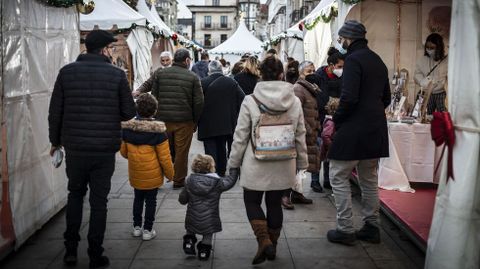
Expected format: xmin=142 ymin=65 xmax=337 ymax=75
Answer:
xmin=320 ymin=118 xmax=335 ymax=161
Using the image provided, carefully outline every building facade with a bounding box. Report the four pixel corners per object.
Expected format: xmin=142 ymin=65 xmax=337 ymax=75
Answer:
xmin=155 ymin=0 xmax=178 ymax=30
xmin=266 ymin=0 xmax=287 ymax=37
xmin=177 ymin=0 xmax=193 ymax=39
xmin=288 ymin=0 xmax=320 ymax=26
xmin=188 ymin=0 xmax=238 ymax=49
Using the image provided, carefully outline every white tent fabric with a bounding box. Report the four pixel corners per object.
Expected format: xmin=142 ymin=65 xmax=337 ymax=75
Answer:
xmin=127 ymin=28 xmax=154 ymax=89
xmin=301 ymin=0 xmax=337 ymax=67
xmin=209 ymin=21 xmax=263 ymax=63
xmin=80 ymin=0 xmax=153 ymax=89
xmin=1 ymin=0 xmax=78 ymax=249
xmin=80 ymin=0 xmax=147 ymax=30
xmin=425 ymin=0 xmax=480 ymax=268
xmin=136 ymin=0 xmax=172 ymax=35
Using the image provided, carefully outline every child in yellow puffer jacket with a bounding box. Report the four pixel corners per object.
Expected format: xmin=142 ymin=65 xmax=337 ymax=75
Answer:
xmin=120 ymin=93 xmax=174 ymax=241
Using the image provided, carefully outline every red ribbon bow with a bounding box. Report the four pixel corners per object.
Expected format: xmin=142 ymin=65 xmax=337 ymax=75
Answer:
xmin=430 ymin=111 xmax=455 ymax=181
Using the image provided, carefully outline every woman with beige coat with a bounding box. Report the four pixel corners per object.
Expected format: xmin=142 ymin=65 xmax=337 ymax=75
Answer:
xmin=228 ymin=55 xmax=308 ymax=265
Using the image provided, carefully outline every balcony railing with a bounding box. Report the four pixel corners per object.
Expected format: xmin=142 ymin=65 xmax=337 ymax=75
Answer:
xmin=200 ymin=23 xmax=233 ymax=30
xmin=199 ymin=39 xmax=221 ymax=48
xmin=201 ymin=23 xmax=213 ymax=30
xmin=217 ymin=22 xmax=233 ymax=30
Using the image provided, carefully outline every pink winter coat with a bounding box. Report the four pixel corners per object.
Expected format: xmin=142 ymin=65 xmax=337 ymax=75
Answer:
xmin=320 ymin=118 xmax=335 ymax=161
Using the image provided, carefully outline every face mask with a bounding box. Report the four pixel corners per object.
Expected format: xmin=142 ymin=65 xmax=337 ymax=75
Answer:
xmin=335 ymin=42 xmax=347 ymax=55
xmin=333 ymin=68 xmax=343 ymax=77
xmin=426 ymin=49 xmax=435 ymax=57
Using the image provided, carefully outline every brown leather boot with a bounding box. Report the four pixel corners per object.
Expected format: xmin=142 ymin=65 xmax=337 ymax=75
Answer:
xmin=250 ymin=220 xmax=275 ymax=264
xmin=267 ymin=227 xmax=282 ymax=260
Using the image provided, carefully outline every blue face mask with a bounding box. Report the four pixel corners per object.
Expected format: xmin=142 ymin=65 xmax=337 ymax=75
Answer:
xmin=335 ymin=42 xmax=347 ymax=55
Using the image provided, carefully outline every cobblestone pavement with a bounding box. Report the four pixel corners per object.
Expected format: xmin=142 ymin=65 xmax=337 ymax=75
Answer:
xmin=0 ymin=138 xmax=424 ymax=268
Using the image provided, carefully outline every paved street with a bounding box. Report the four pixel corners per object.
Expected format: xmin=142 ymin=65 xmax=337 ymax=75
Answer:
xmin=0 ymin=138 xmax=423 ymax=269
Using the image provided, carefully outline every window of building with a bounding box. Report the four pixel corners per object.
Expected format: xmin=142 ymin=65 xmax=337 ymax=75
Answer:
xmin=204 ymin=16 xmax=212 ymax=28
xmin=220 ymin=34 xmax=227 ymax=43
xmin=220 ymin=16 xmax=228 ymax=28
xmin=204 ymin=34 xmax=211 ymax=46
xmin=213 ymin=0 xmax=220 ymax=6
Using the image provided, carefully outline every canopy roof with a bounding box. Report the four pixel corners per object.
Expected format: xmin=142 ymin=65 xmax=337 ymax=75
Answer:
xmin=147 ymin=3 xmax=174 ymax=36
xmin=209 ymin=20 xmax=263 ymax=55
xmin=80 ymin=0 xmax=147 ymax=30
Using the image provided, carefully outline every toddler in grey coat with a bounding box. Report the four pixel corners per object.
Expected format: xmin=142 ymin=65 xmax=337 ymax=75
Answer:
xmin=179 ymin=154 xmax=239 ymax=260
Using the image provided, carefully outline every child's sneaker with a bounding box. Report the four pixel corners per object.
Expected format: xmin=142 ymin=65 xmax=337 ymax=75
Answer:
xmin=132 ymin=226 xmax=142 ymax=237
xmin=183 ymin=234 xmax=197 ymax=255
xmin=197 ymin=242 xmax=212 ymax=261
xmin=142 ymin=229 xmax=157 ymax=241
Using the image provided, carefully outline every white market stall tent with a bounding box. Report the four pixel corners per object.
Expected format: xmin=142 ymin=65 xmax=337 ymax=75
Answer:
xmin=0 ymin=1 xmax=79 ymax=253
xmin=301 ymin=0 xmax=343 ymax=67
xmin=425 ymin=0 xmax=480 ymax=267
xmin=265 ymin=26 xmax=304 ymax=63
xmin=209 ymin=20 xmax=264 ymax=64
xmin=80 ymin=0 xmax=153 ymax=89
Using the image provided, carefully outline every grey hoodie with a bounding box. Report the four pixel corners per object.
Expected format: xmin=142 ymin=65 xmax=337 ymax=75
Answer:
xmin=179 ymin=170 xmax=238 ymax=234
xmin=228 ymin=81 xmax=308 ymax=191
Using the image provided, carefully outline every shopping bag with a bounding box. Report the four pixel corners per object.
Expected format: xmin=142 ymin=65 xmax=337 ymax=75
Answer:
xmin=292 ymin=170 xmax=306 ymax=194
xmin=51 ymin=148 xmax=64 ymax=168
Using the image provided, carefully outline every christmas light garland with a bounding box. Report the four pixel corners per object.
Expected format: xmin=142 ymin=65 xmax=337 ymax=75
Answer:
xmin=39 ymin=0 xmax=78 ymax=7
xmin=262 ymin=32 xmax=303 ymax=50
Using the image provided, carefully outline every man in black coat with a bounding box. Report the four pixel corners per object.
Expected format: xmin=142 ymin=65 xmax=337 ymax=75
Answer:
xmin=48 ymin=30 xmax=136 ymax=268
xmin=326 ymin=21 xmax=391 ymax=246
xmin=198 ymin=60 xmax=245 ymax=176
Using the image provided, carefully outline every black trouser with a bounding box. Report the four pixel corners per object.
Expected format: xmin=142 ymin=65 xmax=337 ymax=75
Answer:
xmin=243 ymin=189 xmax=284 ymax=229
xmin=64 ymin=154 xmax=115 ymax=258
xmin=203 ymin=135 xmax=233 ymax=176
xmin=133 ymin=188 xmax=158 ymax=231
xmin=323 ymin=160 xmax=330 ymax=185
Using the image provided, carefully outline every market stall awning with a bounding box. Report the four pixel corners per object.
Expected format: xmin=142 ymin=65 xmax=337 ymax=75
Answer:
xmin=80 ymin=0 xmax=147 ymax=30
xmin=209 ymin=20 xmax=263 ymax=56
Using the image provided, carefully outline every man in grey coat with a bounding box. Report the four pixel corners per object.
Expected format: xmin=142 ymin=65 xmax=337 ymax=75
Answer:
xmin=326 ymin=20 xmax=391 ymax=245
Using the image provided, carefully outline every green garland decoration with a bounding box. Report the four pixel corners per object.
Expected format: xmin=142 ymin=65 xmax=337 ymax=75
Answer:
xmin=340 ymin=0 xmax=363 ymax=5
xmin=304 ymin=6 xmax=338 ymax=31
xmin=40 ymin=0 xmax=77 ymax=7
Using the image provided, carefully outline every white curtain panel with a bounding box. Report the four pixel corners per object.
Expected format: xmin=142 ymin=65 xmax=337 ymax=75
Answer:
xmin=425 ymin=0 xmax=480 ymax=268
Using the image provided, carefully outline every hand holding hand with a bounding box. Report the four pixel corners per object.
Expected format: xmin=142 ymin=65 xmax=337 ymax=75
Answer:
xmin=229 ymin=167 xmax=240 ymax=181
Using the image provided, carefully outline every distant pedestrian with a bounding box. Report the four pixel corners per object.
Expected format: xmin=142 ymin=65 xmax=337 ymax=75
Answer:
xmin=285 ymin=58 xmax=299 ymax=84
xmin=319 ymin=98 xmax=340 ymax=189
xmin=48 ymin=30 xmax=136 ymax=268
xmin=120 ymin=93 xmax=174 ymax=241
xmin=192 ymin=52 xmax=210 ymax=79
xmin=234 ymin=56 xmax=260 ymax=95
xmin=133 ymin=50 xmax=173 ymax=97
xmin=179 ymin=154 xmax=239 ymax=261
xmin=198 ymin=60 xmax=245 ymax=176
xmin=327 ymin=20 xmax=391 ymax=246
xmin=293 ymin=60 xmax=322 ymax=194
xmin=414 ymin=33 xmax=448 ymax=114
xmin=134 ymin=48 xmax=204 ymax=189
xmin=228 ymin=55 xmax=308 ymax=264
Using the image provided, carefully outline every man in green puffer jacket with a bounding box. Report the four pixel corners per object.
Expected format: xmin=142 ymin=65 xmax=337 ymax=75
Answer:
xmin=136 ymin=48 xmax=204 ymax=188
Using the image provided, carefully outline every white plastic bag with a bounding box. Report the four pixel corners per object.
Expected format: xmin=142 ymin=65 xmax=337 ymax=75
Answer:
xmin=292 ymin=169 xmax=306 ymax=194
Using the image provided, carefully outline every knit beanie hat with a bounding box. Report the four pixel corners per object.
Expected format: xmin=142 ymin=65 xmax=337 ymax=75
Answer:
xmin=338 ymin=20 xmax=367 ymax=40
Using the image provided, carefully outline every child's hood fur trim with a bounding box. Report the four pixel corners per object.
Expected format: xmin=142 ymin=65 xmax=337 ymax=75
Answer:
xmin=121 ymin=119 xmax=166 ymax=133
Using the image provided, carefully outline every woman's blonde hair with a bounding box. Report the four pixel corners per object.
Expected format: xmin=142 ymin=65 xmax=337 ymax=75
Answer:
xmin=242 ymin=56 xmax=261 ymax=77
xmin=191 ymin=154 xmax=216 ymax=174
xmin=325 ymin=97 xmax=340 ymax=116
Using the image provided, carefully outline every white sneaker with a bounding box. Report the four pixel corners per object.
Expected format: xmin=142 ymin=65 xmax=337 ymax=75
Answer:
xmin=142 ymin=229 xmax=157 ymax=241
xmin=132 ymin=226 xmax=142 ymax=237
